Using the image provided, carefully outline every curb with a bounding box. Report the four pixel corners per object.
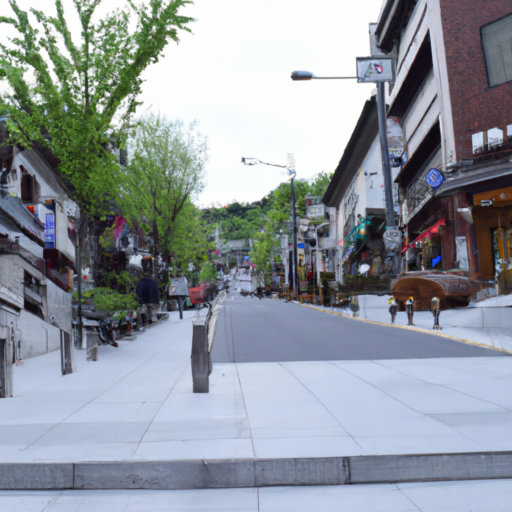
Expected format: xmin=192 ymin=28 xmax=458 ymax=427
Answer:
xmin=2 ymin=451 xmax=512 ymax=490
xmin=301 ymin=304 xmax=512 ymax=356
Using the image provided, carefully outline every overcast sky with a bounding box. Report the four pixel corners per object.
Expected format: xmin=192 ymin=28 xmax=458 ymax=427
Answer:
xmin=11 ymin=0 xmax=384 ymax=206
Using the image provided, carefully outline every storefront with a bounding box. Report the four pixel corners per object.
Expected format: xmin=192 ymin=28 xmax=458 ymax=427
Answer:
xmin=472 ymin=186 xmax=512 ymax=292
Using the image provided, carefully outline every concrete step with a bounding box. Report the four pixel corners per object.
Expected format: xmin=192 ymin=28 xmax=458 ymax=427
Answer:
xmin=3 ymin=451 xmax=512 ymax=490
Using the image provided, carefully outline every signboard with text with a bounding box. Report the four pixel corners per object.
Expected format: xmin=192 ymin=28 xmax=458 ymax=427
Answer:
xmin=45 ymin=213 xmax=55 ymax=247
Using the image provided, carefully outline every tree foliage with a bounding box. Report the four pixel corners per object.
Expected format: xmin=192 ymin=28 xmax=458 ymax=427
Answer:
xmin=248 ymin=172 xmax=332 ymax=275
xmin=73 ymin=286 xmax=139 ymax=314
xmin=0 ymin=0 xmax=193 ymax=215
xmin=119 ymin=113 xmax=209 ymax=269
xmin=168 ymin=199 xmax=213 ymax=272
xmin=199 ymin=260 xmax=217 ymax=283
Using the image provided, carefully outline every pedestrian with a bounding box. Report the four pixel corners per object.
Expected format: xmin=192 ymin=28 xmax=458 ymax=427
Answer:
xmin=136 ymin=273 xmax=159 ymax=326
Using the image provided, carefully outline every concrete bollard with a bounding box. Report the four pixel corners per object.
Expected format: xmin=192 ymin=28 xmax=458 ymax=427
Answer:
xmin=350 ymin=295 xmax=360 ymax=318
xmin=86 ymin=331 xmax=99 ymax=362
xmin=0 ymin=326 xmax=13 ymax=398
xmin=431 ymin=297 xmax=442 ymax=330
xmin=406 ymin=297 xmax=414 ymax=326
xmin=388 ymin=297 xmax=398 ymax=324
xmin=60 ymin=330 xmax=76 ymax=375
xmin=191 ymin=318 xmax=211 ymax=393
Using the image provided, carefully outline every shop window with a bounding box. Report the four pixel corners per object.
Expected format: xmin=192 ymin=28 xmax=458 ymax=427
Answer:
xmin=482 ymin=13 xmax=512 ymax=87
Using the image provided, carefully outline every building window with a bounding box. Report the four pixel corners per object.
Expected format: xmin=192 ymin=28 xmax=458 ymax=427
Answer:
xmin=482 ymin=13 xmax=512 ymax=87
xmin=20 ymin=169 xmax=33 ymax=203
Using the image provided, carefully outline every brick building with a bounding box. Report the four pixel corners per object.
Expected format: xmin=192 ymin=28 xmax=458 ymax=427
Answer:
xmin=375 ymin=0 xmax=512 ymax=308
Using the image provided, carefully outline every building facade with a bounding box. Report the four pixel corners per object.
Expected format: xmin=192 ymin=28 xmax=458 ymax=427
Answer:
xmin=323 ymin=95 xmax=404 ymax=291
xmin=375 ymin=0 xmax=512 ymax=308
xmin=0 ymin=137 xmax=78 ymax=365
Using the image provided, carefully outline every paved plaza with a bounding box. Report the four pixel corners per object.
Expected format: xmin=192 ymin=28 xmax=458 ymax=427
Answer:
xmin=1 ymin=307 xmax=512 ymax=464
xmin=2 ymin=478 xmax=512 ymax=511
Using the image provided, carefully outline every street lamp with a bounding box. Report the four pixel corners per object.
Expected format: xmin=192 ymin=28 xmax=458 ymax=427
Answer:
xmin=241 ymin=155 xmax=298 ymax=298
xmin=291 ymin=71 xmax=358 ymax=81
xmin=290 ymin=69 xmax=395 ymax=230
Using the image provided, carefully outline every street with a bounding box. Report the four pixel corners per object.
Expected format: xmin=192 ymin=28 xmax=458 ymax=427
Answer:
xmin=212 ymin=293 xmax=505 ymax=363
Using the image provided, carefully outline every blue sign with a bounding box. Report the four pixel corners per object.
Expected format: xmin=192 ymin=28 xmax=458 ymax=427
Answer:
xmin=297 ymin=243 xmax=305 ymax=249
xmin=45 ymin=213 xmax=55 ymax=248
xmin=425 ymin=168 xmax=445 ymax=189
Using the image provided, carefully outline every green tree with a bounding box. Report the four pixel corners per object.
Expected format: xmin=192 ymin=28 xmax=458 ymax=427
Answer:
xmin=249 ymin=172 xmax=333 ymax=280
xmin=0 ymin=0 xmax=193 ymax=214
xmin=308 ymin=172 xmax=333 ymax=197
xmin=119 ymin=113 xmax=208 ymax=271
xmin=249 ymin=210 xmax=284 ymax=286
xmin=168 ymin=200 xmax=212 ymax=273
xmin=0 ymin=0 xmax=193 ymax=342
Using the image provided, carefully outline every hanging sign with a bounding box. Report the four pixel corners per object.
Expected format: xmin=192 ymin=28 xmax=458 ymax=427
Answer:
xmin=425 ymin=168 xmax=445 ymax=189
xmin=356 ymin=57 xmax=395 ymax=83
xmin=45 ymin=213 xmax=55 ymax=246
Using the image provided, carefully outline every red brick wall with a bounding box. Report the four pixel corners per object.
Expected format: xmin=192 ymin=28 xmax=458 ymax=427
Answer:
xmin=439 ymin=1 xmax=512 ymax=159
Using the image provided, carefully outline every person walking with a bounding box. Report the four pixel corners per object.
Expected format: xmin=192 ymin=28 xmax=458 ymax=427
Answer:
xmin=136 ymin=273 xmax=159 ymax=327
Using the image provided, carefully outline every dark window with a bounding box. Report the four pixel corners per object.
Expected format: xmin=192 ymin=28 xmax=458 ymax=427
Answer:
xmin=482 ymin=13 xmax=512 ymax=87
xmin=21 ymin=172 xmax=33 ymax=203
xmin=24 ymin=299 xmax=44 ymax=319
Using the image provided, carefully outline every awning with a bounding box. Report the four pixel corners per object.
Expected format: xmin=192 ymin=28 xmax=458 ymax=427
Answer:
xmin=401 ymin=218 xmax=446 ymax=254
xmin=0 ymin=195 xmax=45 ymax=245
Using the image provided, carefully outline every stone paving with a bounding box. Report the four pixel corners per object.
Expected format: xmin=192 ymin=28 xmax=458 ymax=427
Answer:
xmin=1 ymin=308 xmax=512 ymax=463
xmin=2 ymin=478 xmax=512 ymax=511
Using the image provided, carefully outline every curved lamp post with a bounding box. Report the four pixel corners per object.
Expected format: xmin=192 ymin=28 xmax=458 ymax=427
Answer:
xmin=241 ymin=156 xmax=298 ymax=298
xmin=291 ymin=71 xmax=357 ymax=81
xmin=290 ymin=69 xmax=395 ymax=230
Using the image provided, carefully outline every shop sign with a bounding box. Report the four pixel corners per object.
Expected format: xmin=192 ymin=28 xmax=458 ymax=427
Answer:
xmin=45 ymin=213 xmax=55 ymax=246
xmin=425 ymin=168 xmax=445 ymax=189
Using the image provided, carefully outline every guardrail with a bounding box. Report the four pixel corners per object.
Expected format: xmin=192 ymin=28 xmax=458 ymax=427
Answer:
xmin=191 ymin=291 xmax=226 ymax=393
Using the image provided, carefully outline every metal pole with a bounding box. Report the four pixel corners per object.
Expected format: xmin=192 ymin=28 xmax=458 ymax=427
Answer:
xmin=75 ymin=216 xmax=84 ymax=349
xmin=291 ymin=177 xmax=298 ymax=297
xmin=376 ymin=82 xmax=395 ymax=229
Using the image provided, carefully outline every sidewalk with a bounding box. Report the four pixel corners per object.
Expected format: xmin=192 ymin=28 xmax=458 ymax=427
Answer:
xmin=306 ymin=294 xmax=512 ymax=353
xmin=1 ymin=308 xmax=512 ymax=488
xmin=3 ymin=478 xmax=512 ymax=511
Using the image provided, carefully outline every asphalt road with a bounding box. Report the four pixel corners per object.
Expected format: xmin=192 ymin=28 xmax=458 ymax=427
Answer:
xmin=212 ymin=294 xmax=506 ymax=363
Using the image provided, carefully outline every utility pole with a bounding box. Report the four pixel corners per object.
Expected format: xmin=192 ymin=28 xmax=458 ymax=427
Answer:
xmin=288 ymin=154 xmax=298 ymax=298
xmin=241 ymin=154 xmax=298 ymax=298
xmin=376 ymin=82 xmax=396 ymax=229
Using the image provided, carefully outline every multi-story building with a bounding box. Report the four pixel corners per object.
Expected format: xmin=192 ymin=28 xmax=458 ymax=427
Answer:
xmin=374 ymin=0 xmax=512 ymax=308
xmin=0 ymin=131 xmax=78 ymax=367
xmin=322 ymin=94 xmax=404 ymax=290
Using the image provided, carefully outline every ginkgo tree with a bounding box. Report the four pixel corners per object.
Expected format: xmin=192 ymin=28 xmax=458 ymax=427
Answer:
xmin=0 ymin=0 xmax=193 ymax=344
xmin=119 ymin=113 xmax=208 ymax=276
